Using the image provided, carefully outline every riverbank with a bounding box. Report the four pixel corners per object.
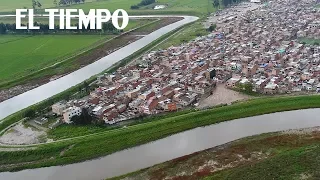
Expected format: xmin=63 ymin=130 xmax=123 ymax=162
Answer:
xmin=113 ymin=126 xmax=320 ymax=180
xmin=0 ymin=95 xmax=320 ymax=173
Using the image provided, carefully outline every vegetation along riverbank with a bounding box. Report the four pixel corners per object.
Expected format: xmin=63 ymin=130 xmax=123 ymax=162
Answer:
xmin=0 ymin=95 xmax=320 ymax=172
xmin=112 ymin=126 xmax=320 ymax=180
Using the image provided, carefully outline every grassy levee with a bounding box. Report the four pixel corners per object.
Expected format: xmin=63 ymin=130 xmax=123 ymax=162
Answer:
xmin=1 ymin=95 xmax=320 ymax=172
xmin=111 ymin=127 xmax=320 ymax=180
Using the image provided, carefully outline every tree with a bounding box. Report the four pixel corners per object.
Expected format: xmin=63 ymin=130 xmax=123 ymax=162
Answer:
xmin=37 ymin=1 xmax=42 ymax=8
xmin=244 ymin=82 xmax=253 ymax=94
xmin=59 ymin=0 xmax=67 ymax=5
xmin=53 ymin=0 xmax=58 ymax=6
xmin=24 ymin=109 xmax=35 ymax=118
xmin=71 ymin=108 xmax=92 ymax=125
xmin=130 ymin=5 xmax=139 ymax=9
xmin=213 ymin=0 xmax=220 ymax=8
xmin=102 ymin=22 xmax=116 ymax=32
xmin=83 ymin=81 xmax=89 ymax=93
xmin=32 ymin=0 xmax=37 ymax=9
xmin=208 ymin=24 xmax=217 ymax=32
xmin=0 ymin=23 xmax=6 ymax=34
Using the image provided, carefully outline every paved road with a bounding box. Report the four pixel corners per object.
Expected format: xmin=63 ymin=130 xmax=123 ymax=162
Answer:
xmin=0 ymin=15 xmax=198 ymax=120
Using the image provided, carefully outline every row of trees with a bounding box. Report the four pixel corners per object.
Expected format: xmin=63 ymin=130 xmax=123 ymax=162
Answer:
xmin=131 ymin=0 xmax=155 ymax=9
xmin=0 ymin=22 xmax=119 ymax=35
xmin=28 ymin=0 xmax=86 ymax=9
xmin=54 ymin=0 xmax=85 ymax=6
xmin=31 ymin=0 xmax=42 ymax=9
xmin=213 ymin=0 xmax=244 ymax=8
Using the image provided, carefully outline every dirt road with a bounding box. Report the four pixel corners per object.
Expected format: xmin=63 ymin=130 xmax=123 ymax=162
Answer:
xmin=198 ymin=84 xmax=251 ymax=108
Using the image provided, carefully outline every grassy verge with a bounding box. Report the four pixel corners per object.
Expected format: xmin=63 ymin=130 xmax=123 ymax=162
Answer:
xmin=0 ymin=95 xmax=320 ymax=172
xmin=113 ymin=127 xmax=320 ymax=180
xmin=299 ymin=37 xmax=320 ymax=45
xmin=155 ymin=20 xmax=209 ymax=49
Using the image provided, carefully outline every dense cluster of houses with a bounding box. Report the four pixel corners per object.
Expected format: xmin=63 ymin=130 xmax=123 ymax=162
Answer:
xmin=52 ymin=44 xmax=218 ymax=124
xmin=51 ymin=0 xmax=320 ymax=125
xmin=220 ymin=0 xmax=320 ymax=94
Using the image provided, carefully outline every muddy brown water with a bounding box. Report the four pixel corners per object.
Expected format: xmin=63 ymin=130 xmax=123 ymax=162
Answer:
xmin=0 ymin=108 xmax=319 ymax=180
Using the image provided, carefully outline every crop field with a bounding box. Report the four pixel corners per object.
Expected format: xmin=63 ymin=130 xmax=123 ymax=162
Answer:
xmin=0 ymin=35 xmax=113 ymax=83
xmin=0 ymin=0 xmax=216 ymax=16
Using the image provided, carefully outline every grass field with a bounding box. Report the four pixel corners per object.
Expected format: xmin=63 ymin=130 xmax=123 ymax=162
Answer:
xmin=0 ymin=18 xmax=152 ymax=86
xmin=0 ymin=34 xmax=113 ymax=83
xmin=299 ymin=37 xmax=320 ymax=45
xmin=0 ymin=0 xmax=53 ymax=12
xmin=0 ymin=35 xmax=30 ymax=44
xmin=155 ymin=20 xmax=209 ymax=49
xmin=0 ymin=17 xmax=150 ymax=32
xmin=0 ymin=95 xmax=320 ymax=172
xmin=114 ymin=128 xmax=320 ymax=180
xmin=0 ymin=0 xmax=216 ymax=16
xmin=70 ymin=0 xmax=215 ymax=16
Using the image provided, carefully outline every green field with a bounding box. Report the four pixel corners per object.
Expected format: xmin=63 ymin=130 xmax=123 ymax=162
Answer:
xmin=0 ymin=18 xmax=152 ymax=86
xmin=0 ymin=0 xmax=53 ymax=12
xmin=155 ymin=20 xmax=209 ymax=49
xmin=0 ymin=35 xmax=113 ymax=83
xmin=299 ymin=37 xmax=320 ymax=45
xmin=0 ymin=0 xmax=216 ymax=16
xmin=0 ymin=95 xmax=320 ymax=172
xmin=0 ymin=35 xmax=29 ymax=44
xmin=70 ymin=0 xmax=215 ymax=16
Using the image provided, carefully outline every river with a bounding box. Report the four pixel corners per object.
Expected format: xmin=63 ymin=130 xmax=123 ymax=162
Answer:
xmin=0 ymin=108 xmax=319 ymax=180
xmin=0 ymin=15 xmax=198 ymax=120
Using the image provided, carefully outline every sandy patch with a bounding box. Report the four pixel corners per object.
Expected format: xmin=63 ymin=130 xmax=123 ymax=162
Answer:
xmin=281 ymin=127 xmax=320 ymax=135
xmin=198 ymin=84 xmax=251 ymax=108
xmin=0 ymin=123 xmax=46 ymax=145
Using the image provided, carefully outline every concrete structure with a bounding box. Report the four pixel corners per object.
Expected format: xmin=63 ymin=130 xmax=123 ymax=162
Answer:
xmin=63 ymin=106 xmax=82 ymax=124
xmin=52 ymin=101 xmax=67 ymax=115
